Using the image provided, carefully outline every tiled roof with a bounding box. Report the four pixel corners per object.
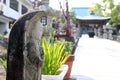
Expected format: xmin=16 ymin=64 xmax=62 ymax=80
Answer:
xmin=76 ymin=15 xmax=110 ymax=20
xmin=71 ymin=7 xmax=110 ymax=21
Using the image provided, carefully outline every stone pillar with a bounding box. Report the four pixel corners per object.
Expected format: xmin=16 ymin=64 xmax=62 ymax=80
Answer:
xmin=118 ymin=29 xmax=120 ymax=34
xmin=7 ymin=11 xmax=45 ymax=80
xmin=103 ymin=25 xmax=107 ymax=39
xmin=97 ymin=28 xmax=101 ymax=37
xmin=94 ymin=25 xmax=98 ymax=36
xmin=78 ymin=23 xmax=82 ymax=37
xmin=94 ymin=28 xmax=97 ymax=36
xmin=103 ymin=29 xmax=107 ymax=39
xmin=108 ymin=29 xmax=113 ymax=40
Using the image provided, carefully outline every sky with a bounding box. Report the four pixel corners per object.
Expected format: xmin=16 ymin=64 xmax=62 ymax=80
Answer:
xmin=49 ymin=0 xmax=120 ymax=11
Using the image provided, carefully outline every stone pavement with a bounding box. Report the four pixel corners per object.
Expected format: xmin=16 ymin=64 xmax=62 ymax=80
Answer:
xmin=70 ymin=35 xmax=120 ymax=80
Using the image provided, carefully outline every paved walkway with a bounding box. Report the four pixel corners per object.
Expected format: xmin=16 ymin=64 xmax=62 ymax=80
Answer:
xmin=71 ymin=35 xmax=120 ymax=80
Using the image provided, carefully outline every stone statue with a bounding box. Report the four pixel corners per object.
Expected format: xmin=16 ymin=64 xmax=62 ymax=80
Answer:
xmin=7 ymin=11 xmax=48 ymax=80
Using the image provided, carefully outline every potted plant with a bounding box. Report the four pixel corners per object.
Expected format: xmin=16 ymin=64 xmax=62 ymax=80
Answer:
xmin=41 ymin=38 xmax=70 ymax=80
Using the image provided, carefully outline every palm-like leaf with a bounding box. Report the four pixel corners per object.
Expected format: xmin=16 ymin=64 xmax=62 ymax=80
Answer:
xmin=41 ymin=38 xmax=70 ymax=75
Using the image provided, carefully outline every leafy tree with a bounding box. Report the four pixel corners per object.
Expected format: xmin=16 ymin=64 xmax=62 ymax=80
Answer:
xmin=60 ymin=11 xmax=76 ymax=24
xmin=69 ymin=11 xmax=76 ymax=24
xmin=89 ymin=0 xmax=120 ymax=26
xmin=89 ymin=3 xmax=104 ymax=16
xmin=110 ymin=4 xmax=120 ymax=26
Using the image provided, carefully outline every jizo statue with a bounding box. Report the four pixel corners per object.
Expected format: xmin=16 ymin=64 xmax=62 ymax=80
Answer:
xmin=6 ymin=11 xmax=49 ymax=80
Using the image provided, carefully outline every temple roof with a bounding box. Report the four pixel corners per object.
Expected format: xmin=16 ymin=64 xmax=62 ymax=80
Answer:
xmin=76 ymin=15 xmax=110 ymax=25
xmin=72 ymin=7 xmax=110 ymax=25
xmin=76 ymin=15 xmax=110 ymax=21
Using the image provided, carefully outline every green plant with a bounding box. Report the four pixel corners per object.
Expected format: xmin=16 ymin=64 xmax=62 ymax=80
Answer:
xmin=63 ymin=41 xmax=73 ymax=54
xmin=89 ymin=0 xmax=120 ymax=26
xmin=0 ymin=58 xmax=7 ymax=71
xmin=41 ymin=38 xmax=70 ymax=75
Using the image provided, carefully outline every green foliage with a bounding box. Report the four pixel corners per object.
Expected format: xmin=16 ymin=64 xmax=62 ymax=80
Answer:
xmin=43 ymin=25 xmax=54 ymax=36
xmin=112 ymin=28 xmax=117 ymax=35
xmin=0 ymin=58 xmax=7 ymax=71
xmin=61 ymin=11 xmax=76 ymax=24
xmin=61 ymin=15 xmax=65 ymax=23
xmin=89 ymin=0 xmax=120 ymax=26
xmin=89 ymin=3 xmax=104 ymax=16
xmin=103 ymin=0 xmax=114 ymax=10
xmin=41 ymin=38 xmax=70 ymax=75
xmin=63 ymin=41 xmax=73 ymax=54
xmin=69 ymin=11 xmax=77 ymax=24
xmin=10 ymin=24 xmax=13 ymax=30
xmin=110 ymin=4 xmax=120 ymax=26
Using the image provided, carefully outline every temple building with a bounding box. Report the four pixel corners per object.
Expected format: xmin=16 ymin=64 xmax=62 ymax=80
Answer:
xmin=71 ymin=7 xmax=110 ymax=37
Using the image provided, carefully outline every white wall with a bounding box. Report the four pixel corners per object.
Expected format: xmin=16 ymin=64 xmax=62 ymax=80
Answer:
xmin=0 ymin=0 xmax=33 ymax=34
xmin=2 ymin=0 xmax=32 ymax=19
xmin=4 ymin=7 xmax=21 ymax=19
xmin=0 ymin=24 xmax=6 ymax=34
xmin=2 ymin=0 xmax=21 ymax=19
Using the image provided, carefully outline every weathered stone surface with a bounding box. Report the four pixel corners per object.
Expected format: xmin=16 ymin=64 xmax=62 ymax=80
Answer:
xmin=7 ymin=11 xmax=46 ymax=80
